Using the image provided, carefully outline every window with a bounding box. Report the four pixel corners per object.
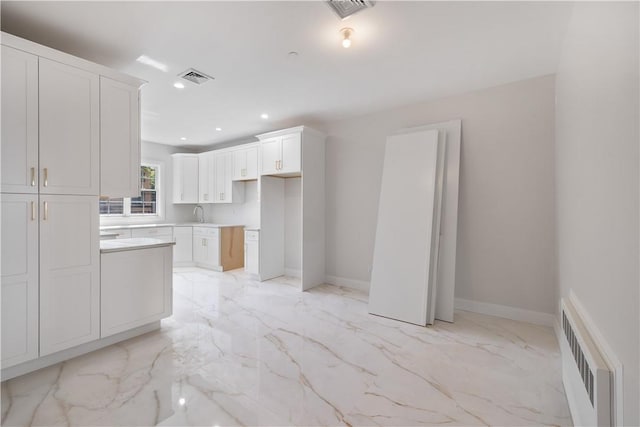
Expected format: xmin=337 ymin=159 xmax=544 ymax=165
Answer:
xmin=100 ymin=162 xmax=163 ymax=220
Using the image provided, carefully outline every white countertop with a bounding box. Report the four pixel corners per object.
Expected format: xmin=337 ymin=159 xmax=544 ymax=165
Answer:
xmin=100 ymin=222 xmax=244 ymax=230
xmin=100 ymin=238 xmax=176 ymax=253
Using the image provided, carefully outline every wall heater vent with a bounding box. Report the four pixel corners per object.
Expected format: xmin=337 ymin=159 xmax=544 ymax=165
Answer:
xmin=326 ymin=0 xmax=375 ymax=19
xmin=560 ymin=299 xmax=611 ymax=426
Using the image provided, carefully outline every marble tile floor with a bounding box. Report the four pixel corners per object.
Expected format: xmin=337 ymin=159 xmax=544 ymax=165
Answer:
xmin=1 ymin=268 xmax=571 ymax=426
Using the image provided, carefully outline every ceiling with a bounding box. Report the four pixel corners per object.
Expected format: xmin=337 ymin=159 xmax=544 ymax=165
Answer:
xmin=1 ymin=1 xmax=573 ymax=147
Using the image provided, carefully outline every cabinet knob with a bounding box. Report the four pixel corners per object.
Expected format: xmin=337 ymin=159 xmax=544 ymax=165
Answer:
xmin=30 ymin=167 xmax=36 ymax=186
xmin=31 ymin=201 xmax=36 ymax=221
xmin=43 ymin=201 xmax=48 ymax=220
xmin=43 ymin=168 xmax=48 ymax=187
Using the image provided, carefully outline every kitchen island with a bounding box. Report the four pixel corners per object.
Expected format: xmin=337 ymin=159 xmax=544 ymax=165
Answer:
xmin=101 ymin=238 xmax=175 ymax=337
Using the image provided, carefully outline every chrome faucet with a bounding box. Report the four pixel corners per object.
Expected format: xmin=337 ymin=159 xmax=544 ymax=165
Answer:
xmin=193 ymin=205 xmax=204 ymax=223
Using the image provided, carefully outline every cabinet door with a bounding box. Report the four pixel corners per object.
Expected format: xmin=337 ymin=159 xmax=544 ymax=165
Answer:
xmin=207 ymin=236 xmax=220 ymax=267
xmin=193 ymin=235 xmax=207 ymax=264
xmin=213 ymin=153 xmax=226 ymax=202
xmin=198 ymin=152 xmax=214 ymax=203
xmin=174 ymin=227 xmax=193 ymax=264
xmin=245 ymin=146 xmax=258 ymax=179
xmin=1 ymin=194 xmax=39 ymax=368
xmin=39 ymin=58 xmax=99 ymax=196
xmin=232 ymin=149 xmax=246 ymax=181
xmin=246 ymin=240 xmax=259 ymax=275
xmin=173 ymin=155 xmax=199 ymax=203
xmin=1 ymin=46 xmax=39 ymax=194
xmin=280 ymin=133 xmax=301 ymax=174
xmin=260 ymin=138 xmax=280 ymax=175
xmin=40 ymin=195 xmax=99 ymax=356
xmin=100 ymin=76 xmax=140 ymax=198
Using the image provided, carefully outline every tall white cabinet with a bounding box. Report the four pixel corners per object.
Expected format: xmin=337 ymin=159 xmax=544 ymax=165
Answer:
xmin=39 ymin=195 xmax=100 ymax=356
xmin=0 ymin=194 xmax=39 ymax=367
xmin=39 ymin=58 xmax=100 ymax=196
xmin=1 ymin=32 xmax=143 ymax=372
xmin=257 ymin=126 xmax=326 ymax=291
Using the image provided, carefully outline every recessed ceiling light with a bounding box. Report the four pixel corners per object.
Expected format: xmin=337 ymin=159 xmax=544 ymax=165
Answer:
xmin=260 ymin=113 xmax=269 ymax=119
xmin=174 ymin=82 xmax=185 ymax=89
xmin=135 ymin=55 xmax=168 ymax=72
xmin=180 ymin=137 xmax=187 ymax=141
xmin=215 ymin=127 xmax=222 ymax=131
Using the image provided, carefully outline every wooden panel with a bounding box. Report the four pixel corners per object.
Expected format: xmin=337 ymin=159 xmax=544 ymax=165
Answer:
xmin=1 ymin=46 xmax=39 ymax=194
xmin=101 ymin=246 xmax=172 ymax=337
xmin=368 ymin=129 xmax=442 ymax=326
xmin=100 ymin=76 xmax=140 ymax=198
xmin=220 ymin=226 xmax=244 ymax=271
xmin=39 ymin=58 xmax=99 ymax=196
xmin=40 ymin=195 xmax=99 ymax=355
xmin=1 ymin=194 xmax=39 ymax=368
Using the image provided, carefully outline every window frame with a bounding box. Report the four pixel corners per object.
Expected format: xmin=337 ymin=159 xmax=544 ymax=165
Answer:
xmin=99 ymin=160 xmax=165 ymax=225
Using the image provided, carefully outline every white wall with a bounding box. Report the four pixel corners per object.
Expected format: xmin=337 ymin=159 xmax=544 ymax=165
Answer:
xmin=207 ymin=180 xmax=260 ymax=228
xmin=325 ymin=75 xmax=557 ymax=315
xmin=555 ymin=2 xmax=639 ymax=425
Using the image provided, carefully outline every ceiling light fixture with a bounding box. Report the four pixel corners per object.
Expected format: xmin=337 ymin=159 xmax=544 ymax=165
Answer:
xmin=173 ymin=82 xmax=185 ymax=89
xmin=260 ymin=113 xmax=269 ymax=119
xmin=340 ymin=27 xmax=354 ymax=48
xmin=180 ymin=137 xmax=187 ymax=141
xmin=215 ymin=127 xmax=222 ymax=131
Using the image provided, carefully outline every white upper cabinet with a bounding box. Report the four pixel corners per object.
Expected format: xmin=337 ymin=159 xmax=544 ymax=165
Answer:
xmin=198 ymin=152 xmax=215 ymax=203
xmin=259 ymin=132 xmax=302 ymax=176
xmin=213 ymin=151 xmax=244 ymax=204
xmin=39 ymin=58 xmax=100 ymax=196
xmin=232 ymin=145 xmax=258 ymax=181
xmin=1 ymin=194 xmax=39 ymax=368
xmin=260 ymin=138 xmax=281 ymax=175
xmin=100 ymin=76 xmax=140 ymax=198
xmin=1 ymin=46 xmax=39 ymax=194
xmin=39 ymin=195 xmax=100 ymax=356
xmin=172 ymin=154 xmax=199 ymax=204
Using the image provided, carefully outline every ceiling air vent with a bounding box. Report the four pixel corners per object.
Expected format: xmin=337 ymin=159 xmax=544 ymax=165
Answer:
xmin=178 ymin=68 xmax=214 ymax=85
xmin=326 ymin=0 xmax=375 ymax=19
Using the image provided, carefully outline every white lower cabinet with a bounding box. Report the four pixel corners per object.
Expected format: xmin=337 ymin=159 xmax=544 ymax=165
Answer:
xmin=193 ymin=227 xmax=221 ymax=270
xmin=39 ymin=195 xmax=100 ymax=356
xmin=173 ymin=226 xmax=193 ymax=265
xmin=1 ymin=194 xmax=39 ymax=369
xmin=101 ymin=245 xmax=173 ymax=338
xmin=245 ymin=230 xmax=259 ymax=276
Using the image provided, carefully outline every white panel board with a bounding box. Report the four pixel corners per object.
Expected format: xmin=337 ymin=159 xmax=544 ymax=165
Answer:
xmin=399 ymin=120 xmax=462 ymax=322
xmin=259 ymin=176 xmax=285 ymax=280
xmin=368 ymin=129 xmax=443 ymax=326
xmin=301 ymin=130 xmax=326 ymax=291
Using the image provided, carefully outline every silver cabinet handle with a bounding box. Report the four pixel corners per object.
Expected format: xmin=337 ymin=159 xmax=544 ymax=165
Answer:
xmin=31 ymin=201 xmax=36 ymax=221
xmin=30 ymin=167 xmax=36 ymax=186
xmin=43 ymin=168 xmax=48 ymax=187
xmin=43 ymin=201 xmax=48 ymax=220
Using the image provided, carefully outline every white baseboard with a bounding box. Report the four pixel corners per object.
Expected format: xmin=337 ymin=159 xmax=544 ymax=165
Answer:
xmin=325 ymin=275 xmax=370 ymax=293
xmin=455 ymin=297 xmax=555 ymax=326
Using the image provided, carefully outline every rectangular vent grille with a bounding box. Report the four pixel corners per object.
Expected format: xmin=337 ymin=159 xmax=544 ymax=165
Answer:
xmin=326 ymin=0 xmax=375 ymax=19
xmin=563 ymin=310 xmax=594 ymax=405
xmin=178 ymin=68 xmax=214 ymax=85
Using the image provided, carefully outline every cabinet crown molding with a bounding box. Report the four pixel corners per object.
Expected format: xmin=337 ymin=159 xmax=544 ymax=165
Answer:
xmin=255 ymin=125 xmax=325 ymax=140
xmin=1 ymin=31 xmax=146 ymax=88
